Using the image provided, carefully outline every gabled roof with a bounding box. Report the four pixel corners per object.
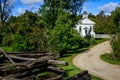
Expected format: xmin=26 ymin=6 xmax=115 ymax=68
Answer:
xmin=78 ymin=18 xmax=95 ymax=25
xmin=78 ymin=11 xmax=95 ymax=25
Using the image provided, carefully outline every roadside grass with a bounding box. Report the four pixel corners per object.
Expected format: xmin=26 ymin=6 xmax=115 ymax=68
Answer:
xmin=89 ymin=38 xmax=109 ymax=48
xmin=60 ymin=53 xmax=81 ymax=80
xmin=60 ymin=51 xmax=102 ymax=80
xmin=101 ymin=53 xmax=120 ymax=65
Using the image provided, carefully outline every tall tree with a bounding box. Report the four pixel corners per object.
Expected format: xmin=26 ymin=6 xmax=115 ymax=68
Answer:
xmin=39 ymin=0 xmax=87 ymax=56
xmin=88 ymin=13 xmax=96 ymax=21
xmin=39 ymin=0 xmax=86 ymax=29
xmin=94 ymin=11 xmax=111 ymax=34
xmin=0 ymin=0 xmax=13 ymax=27
xmin=48 ymin=12 xmax=88 ymax=56
xmin=109 ymin=7 xmax=120 ymax=33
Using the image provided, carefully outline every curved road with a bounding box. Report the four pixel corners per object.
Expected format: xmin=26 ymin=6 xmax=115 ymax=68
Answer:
xmin=73 ymin=41 xmax=120 ymax=80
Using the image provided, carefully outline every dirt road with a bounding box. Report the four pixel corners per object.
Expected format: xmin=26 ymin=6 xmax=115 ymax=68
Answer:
xmin=73 ymin=41 xmax=120 ymax=80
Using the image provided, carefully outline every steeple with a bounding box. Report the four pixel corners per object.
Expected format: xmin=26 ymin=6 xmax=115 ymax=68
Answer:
xmin=82 ymin=11 xmax=88 ymax=18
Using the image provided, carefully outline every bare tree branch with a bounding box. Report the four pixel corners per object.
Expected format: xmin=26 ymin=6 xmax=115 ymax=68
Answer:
xmin=0 ymin=0 xmax=13 ymax=27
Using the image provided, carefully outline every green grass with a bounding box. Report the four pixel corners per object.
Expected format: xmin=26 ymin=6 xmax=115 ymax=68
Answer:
xmin=35 ymin=71 xmax=48 ymax=79
xmin=95 ymin=38 xmax=108 ymax=44
xmin=60 ymin=53 xmax=81 ymax=80
xmin=101 ymin=53 xmax=120 ymax=65
xmin=0 ymin=46 xmax=13 ymax=52
xmin=91 ymin=75 xmax=102 ymax=80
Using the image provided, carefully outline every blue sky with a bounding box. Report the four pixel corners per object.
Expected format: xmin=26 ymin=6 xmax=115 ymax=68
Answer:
xmin=83 ymin=0 xmax=120 ymax=15
xmin=11 ymin=0 xmax=120 ymax=16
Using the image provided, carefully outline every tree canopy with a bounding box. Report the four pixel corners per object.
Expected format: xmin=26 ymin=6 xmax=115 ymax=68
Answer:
xmin=0 ymin=0 xmax=92 ymax=57
xmin=109 ymin=7 xmax=120 ymax=33
xmin=2 ymin=11 xmax=47 ymax=51
xmin=40 ymin=0 xmax=86 ymax=29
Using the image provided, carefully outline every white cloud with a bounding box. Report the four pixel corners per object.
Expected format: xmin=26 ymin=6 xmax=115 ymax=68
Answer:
xmin=21 ymin=0 xmax=43 ymax=4
xmin=16 ymin=5 xmax=39 ymax=16
xmin=17 ymin=8 xmax=26 ymax=15
xmin=99 ymin=2 xmax=120 ymax=13
xmin=26 ymin=5 xmax=39 ymax=13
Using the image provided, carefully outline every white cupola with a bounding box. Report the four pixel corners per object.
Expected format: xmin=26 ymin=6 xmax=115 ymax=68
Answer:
xmin=82 ymin=11 xmax=88 ymax=18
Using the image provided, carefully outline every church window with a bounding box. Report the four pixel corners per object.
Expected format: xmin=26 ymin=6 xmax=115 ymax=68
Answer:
xmin=79 ymin=26 xmax=81 ymax=32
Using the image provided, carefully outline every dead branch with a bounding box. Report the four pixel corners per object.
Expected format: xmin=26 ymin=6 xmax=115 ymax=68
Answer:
xmin=0 ymin=48 xmax=15 ymax=65
xmin=9 ymin=55 xmax=37 ymax=61
xmin=47 ymin=66 xmax=65 ymax=73
xmin=47 ymin=60 xmax=68 ymax=66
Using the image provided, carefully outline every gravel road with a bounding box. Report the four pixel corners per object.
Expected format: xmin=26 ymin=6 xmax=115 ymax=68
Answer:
xmin=73 ymin=41 xmax=120 ymax=80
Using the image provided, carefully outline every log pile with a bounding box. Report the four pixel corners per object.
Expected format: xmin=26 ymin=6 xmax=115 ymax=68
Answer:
xmin=0 ymin=48 xmax=67 ymax=80
xmin=0 ymin=48 xmax=91 ymax=80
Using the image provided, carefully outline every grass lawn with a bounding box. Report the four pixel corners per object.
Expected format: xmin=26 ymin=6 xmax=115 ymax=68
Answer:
xmin=101 ymin=53 xmax=120 ymax=65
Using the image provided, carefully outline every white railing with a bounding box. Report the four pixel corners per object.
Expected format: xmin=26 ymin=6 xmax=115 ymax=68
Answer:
xmin=95 ymin=34 xmax=111 ymax=38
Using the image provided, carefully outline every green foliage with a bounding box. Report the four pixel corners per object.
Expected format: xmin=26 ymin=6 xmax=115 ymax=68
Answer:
xmin=108 ymin=7 xmax=120 ymax=61
xmin=109 ymin=7 xmax=120 ymax=33
xmin=11 ymin=34 xmax=29 ymax=51
xmin=95 ymin=7 xmax=120 ymax=34
xmin=1 ymin=0 xmax=87 ymax=53
xmin=36 ymin=0 xmax=88 ymax=55
xmin=94 ymin=11 xmax=111 ymax=34
xmin=47 ymin=13 xmax=89 ymax=56
xmin=2 ymin=11 xmax=47 ymax=51
xmin=40 ymin=0 xmax=86 ymax=29
xmin=0 ymin=47 xmax=13 ymax=52
xmin=88 ymin=13 xmax=96 ymax=21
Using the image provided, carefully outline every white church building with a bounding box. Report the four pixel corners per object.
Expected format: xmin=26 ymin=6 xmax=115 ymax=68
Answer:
xmin=75 ymin=11 xmax=95 ymax=37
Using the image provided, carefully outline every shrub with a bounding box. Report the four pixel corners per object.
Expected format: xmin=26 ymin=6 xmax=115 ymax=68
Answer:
xmin=110 ymin=34 xmax=120 ymax=60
